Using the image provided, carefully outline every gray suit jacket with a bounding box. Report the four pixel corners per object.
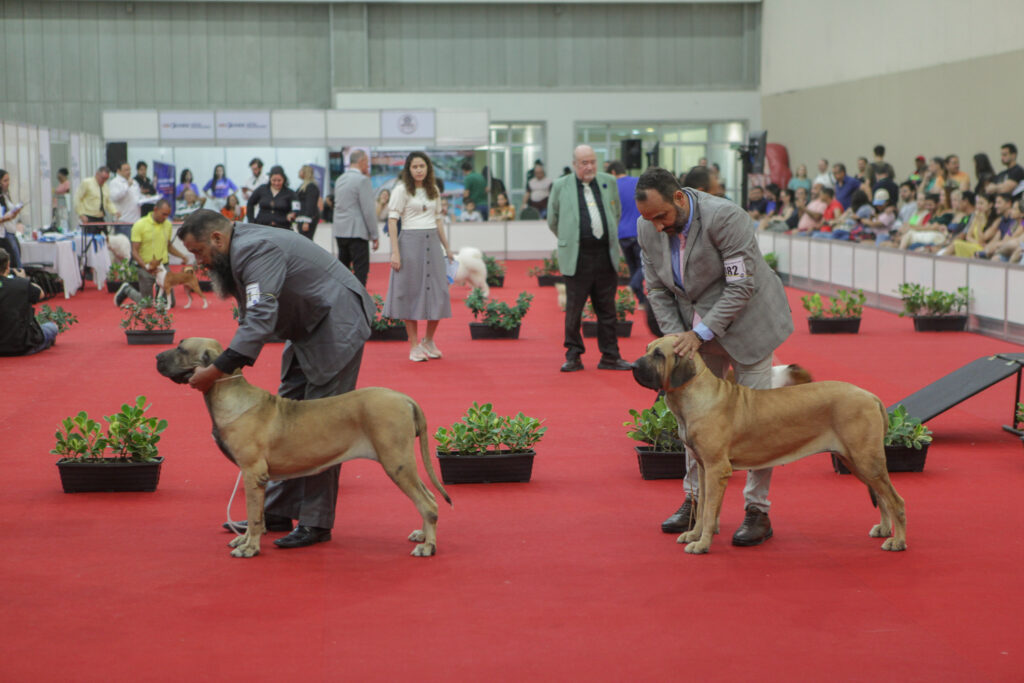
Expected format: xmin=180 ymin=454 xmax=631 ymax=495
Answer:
xmin=638 ymin=190 xmax=793 ymax=365
xmin=227 ymin=224 xmax=374 ymax=385
xmin=332 ymin=169 xmax=378 ymax=241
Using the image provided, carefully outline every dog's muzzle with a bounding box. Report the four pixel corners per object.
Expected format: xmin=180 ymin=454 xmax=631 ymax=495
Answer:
xmin=631 ymin=357 xmax=661 ymax=391
xmin=155 ymin=349 xmax=196 ymax=384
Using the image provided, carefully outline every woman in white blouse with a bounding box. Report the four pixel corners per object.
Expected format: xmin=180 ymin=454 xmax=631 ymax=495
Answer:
xmin=383 ymin=151 xmax=454 ymax=362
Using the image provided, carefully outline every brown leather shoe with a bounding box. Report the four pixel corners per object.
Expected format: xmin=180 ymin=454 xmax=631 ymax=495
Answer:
xmin=732 ymin=506 xmax=773 ymax=546
xmin=661 ymin=496 xmax=697 ymax=533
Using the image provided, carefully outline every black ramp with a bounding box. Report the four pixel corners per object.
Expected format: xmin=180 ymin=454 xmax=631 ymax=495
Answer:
xmin=888 ymin=353 xmax=1024 ymax=424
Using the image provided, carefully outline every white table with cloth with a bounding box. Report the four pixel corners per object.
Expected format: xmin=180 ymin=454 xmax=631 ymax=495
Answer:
xmin=19 ymin=233 xmax=111 ymax=298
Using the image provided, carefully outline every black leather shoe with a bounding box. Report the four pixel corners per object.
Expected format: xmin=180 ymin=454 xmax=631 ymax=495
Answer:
xmin=560 ymin=358 xmax=584 ymax=372
xmin=273 ymin=525 xmax=332 ymax=549
xmin=732 ymin=506 xmax=773 ymax=546
xmin=597 ymin=358 xmax=632 ymax=371
xmin=223 ymin=514 xmax=293 ymax=533
xmin=661 ymin=496 xmax=697 ymax=533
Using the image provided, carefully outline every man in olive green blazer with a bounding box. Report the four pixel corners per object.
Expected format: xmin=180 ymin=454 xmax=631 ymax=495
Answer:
xmin=547 ymin=145 xmax=630 ymax=372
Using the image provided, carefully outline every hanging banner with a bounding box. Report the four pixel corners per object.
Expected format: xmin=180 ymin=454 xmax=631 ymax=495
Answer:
xmin=216 ymin=111 xmax=271 ymax=141
xmin=159 ymin=111 xmax=215 ymax=141
xmin=153 ymin=161 xmax=176 ymax=216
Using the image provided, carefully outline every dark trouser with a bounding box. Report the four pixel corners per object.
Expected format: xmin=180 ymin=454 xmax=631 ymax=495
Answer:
xmin=0 ymin=234 xmax=21 ymax=268
xmin=563 ymin=244 xmax=620 ymax=362
xmin=263 ymin=346 xmax=364 ymax=529
xmin=618 ymin=236 xmax=646 ymax=305
xmin=297 ymin=221 xmax=318 ymax=241
xmin=335 ymin=237 xmax=370 ymax=286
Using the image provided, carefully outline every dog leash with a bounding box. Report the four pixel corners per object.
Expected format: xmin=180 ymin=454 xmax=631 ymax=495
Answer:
xmin=225 ymin=471 xmax=246 ymax=535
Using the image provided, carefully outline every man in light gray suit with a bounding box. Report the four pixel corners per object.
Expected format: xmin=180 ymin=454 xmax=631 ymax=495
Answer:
xmin=635 ymin=167 xmax=794 ymax=547
xmin=179 ymin=210 xmax=375 ymax=550
xmin=332 ymin=149 xmax=379 ymax=286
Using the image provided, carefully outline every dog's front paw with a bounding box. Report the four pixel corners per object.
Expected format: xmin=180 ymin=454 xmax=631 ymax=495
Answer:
xmin=230 ymin=545 xmax=260 ymax=558
xmin=881 ymin=538 xmax=907 ymax=552
xmin=228 ymin=533 xmax=247 ymax=548
xmin=684 ymin=540 xmax=711 ymax=554
xmin=408 ymin=529 xmax=425 ymax=543
xmin=676 ymin=529 xmax=701 ymax=544
xmin=411 ymin=542 xmax=436 ymax=557
xmin=869 ymin=524 xmax=891 ymax=538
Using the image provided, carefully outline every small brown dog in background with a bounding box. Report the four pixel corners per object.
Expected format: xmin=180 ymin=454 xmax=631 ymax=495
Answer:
xmin=153 ymin=262 xmax=209 ymax=309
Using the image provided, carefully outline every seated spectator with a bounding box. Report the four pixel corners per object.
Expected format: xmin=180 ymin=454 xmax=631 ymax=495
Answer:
xmin=861 ymin=190 xmax=897 ymax=242
xmin=787 ymin=164 xmax=811 ymax=194
xmin=945 ymin=193 xmax=996 ymax=258
xmin=460 ymin=200 xmax=483 ymax=222
xmin=906 ymin=191 xmax=935 ymax=229
xmin=894 ymin=181 xmax=918 ymax=228
xmin=812 ymin=158 xmax=834 ymax=189
xmin=986 ymin=143 xmax=1024 ymax=198
xmin=176 ymin=188 xmax=206 ymax=217
xmin=833 ymin=189 xmax=875 ymax=239
xmin=746 ymin=185 xmax=768 ymax=219
xmin=899 ymin=191 xmax=956 ymax=251
xmin=489 ymin=192 xmax=516 ymax=221
xmin=908 ymin=155 xmax=927 ymax=184
xmin=0 ymin=247 xmax=58 ymax=356
xmin=795 ymin=183 xmax=827 ymax=234
xmin=871 ymin=164 xmax=899 ymax=209
xmin=945 ymin=154 xmax=970 ymax=192
xmin=763 ymin=184 xmax=779 ymax=215
xmin=681 ymin=165 xmax=724 ymax=196
xmin=921 ymin=157 xmax=946 ymax=194
xmin=760 ymin=188 xmax=797 ymax=232
xmin=820 ymin=187 xmax=844 ymax=228
xmin=977 ymin=194 xmax=1022 ymax=259
xmin=855 ymin=156 xmax=875 ymax=188
xmin=974 ymin=153 xmax=996 ymax=195
xmin=832 ymin=163 xmax=861 ymax=209
xmin=943 ymin=190 xmax=975 ymax=242
xmin=220 ymin=194 xmax=246 ymax=222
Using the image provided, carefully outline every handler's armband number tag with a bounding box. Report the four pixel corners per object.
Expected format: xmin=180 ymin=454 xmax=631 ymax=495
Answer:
xmin=723 ymin=257 xmax=747 ymax=282
xmin=245 ymin=282 xmax=261 ymax=307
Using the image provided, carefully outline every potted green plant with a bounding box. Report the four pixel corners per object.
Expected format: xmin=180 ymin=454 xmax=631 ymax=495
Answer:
xmin=52 ymin=395 xmax=169 ymax=493
xmin=582 ymin=287 xmax=636 ymax=338
xmin=120 ymin=297 xmax=175 ymax=345
xmin=465 ymin=287 xmax=533 ymax=339
xmin=617 ymin=257 xmax=631 ymax=285
xmin=526 ymin=250 xmax=562 ymax=286
xmin=106 ymin=259 xmax=139 ymax=293
xmin=897 ymin=283 xmax=970 ymax=331
xmin=369 ymin=293 xmax=408 ymax=341
xmin=832 ymin=405 xmax=933 ymax=474
xmin=35 ymin=304 xmax=78 ymax=333
xmin=482 ymin=253 xmax=506 ymax=288
xmin=801 ymin=288 xmax=865 ymax=334
xmin=1017 ymin=402 xmax=1024 ymax=452
xmin=763 ymin=252 xmax=779 ymax=274
xmin=433 ymin=402 xmax=546 ymax=483
xmin=624 ymin=396 xmax=686 ymax=479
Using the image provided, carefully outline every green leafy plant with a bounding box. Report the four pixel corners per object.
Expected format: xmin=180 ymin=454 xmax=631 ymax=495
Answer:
xmin=1016 ymin=402 xmax=1023 ymax=425
xmin=465 ymin=288 xmax=533 ymax=330
xmin=623 ymin=396 xmax=685 ymax=452
xmin=897 ymin=284 xmax=970 ymax=317
xmin=107 ymin=259 xmax=139 ymax=283
xmin=482 ymin=254 xmax=506 ymax=287
xmin=763 ymin=252 xmax=779 ymax=272
xmin=617 ymin=256 xmax=630 ymax=280
xmin=120 ymin=297 xmax=173 ymax=331
xmin=584 ymin=287 xmax=637 ymax=322
xmin=51 ymin=396 xmax=168 ymax=463
xmin=370 ymin=293 xmax=404 ymax=331
xmin=526 ymin=250 xmax=560 ymax=277
xmin=35 ymin=304 xmax=78 ymax=333
xmin=885 ymin=405 xmax=933 ymax=450
xmin=434 ymin=402 xmax=546 ymax=455
xmin=801 ymin=289 xmax=865 ymax=319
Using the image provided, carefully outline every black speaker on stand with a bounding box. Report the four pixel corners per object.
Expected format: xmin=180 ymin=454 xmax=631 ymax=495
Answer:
xmin=105 ymin=142 xmax=127 ymax=172
xmin=621 ymin=139 xmax=643 ymax=170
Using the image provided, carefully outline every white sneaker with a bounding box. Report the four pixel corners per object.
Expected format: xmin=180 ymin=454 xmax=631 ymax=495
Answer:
xmin=409 ymin=345 xmax=429 ymax=362
xmin=421 ymin=339 xmax=442 ymax=359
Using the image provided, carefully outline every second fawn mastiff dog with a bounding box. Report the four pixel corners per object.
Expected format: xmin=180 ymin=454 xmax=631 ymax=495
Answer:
xmin=632 ymin=337 xmax=906 ymax=554
xmin=155 ymin=337 xmax=451 ymax=559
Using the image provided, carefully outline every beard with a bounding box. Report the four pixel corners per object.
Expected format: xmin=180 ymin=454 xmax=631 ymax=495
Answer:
xmin=205 ymin=249 xmax=236 ymax=299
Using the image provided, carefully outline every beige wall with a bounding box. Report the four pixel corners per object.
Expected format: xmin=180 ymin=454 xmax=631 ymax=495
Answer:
xmin=761 ymin=49 xmax=1024 ymax=182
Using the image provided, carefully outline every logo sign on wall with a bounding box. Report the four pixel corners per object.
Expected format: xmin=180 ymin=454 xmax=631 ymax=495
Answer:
xmin=381 ymin=110 xmax=435 ymax=141
xmin=159 ymin=111 xmax=215 ymax=141
xmin=216 ymin=111 xmax=271 ymax=140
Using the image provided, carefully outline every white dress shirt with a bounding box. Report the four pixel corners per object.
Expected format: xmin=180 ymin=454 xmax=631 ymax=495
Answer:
xmin=107 ymin=175 xmax=142 ymax=224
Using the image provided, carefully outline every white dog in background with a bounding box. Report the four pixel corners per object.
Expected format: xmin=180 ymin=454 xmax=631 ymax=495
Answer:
xmin=108 ymin=233 xmax=132 ymax=262
xmin=452 ymin=246 xmax=489 ymax=297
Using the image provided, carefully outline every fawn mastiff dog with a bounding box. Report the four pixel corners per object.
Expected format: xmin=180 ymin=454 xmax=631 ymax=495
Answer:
xmin=155 ymin=337 xmax=451 ymax=559
xmin=632 ymin=337 xmax=906 ymax=554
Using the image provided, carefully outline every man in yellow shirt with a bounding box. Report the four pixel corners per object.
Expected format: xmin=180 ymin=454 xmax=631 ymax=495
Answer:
xmin=114 ymin=199 xmax=191 ymax=307
xmin=73 ymin=166 xmax=116 ymax=234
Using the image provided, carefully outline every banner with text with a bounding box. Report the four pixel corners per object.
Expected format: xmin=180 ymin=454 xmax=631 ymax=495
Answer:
xmin=216 ymin=111 xmax=271 ymax=141
xmin=159 ymin=111 xmax=215 ymax=141
xmin=154 ymin=161 xmax=176 ymax=217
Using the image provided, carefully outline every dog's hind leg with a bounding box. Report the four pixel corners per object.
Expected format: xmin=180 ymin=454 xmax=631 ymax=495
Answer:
xmin=846 ymin=447 xmax=907 ymax=551
xmin=229 ymin=468 xmax=269 ymax=558
xmin=384 ymin=454 xmax=440 ymax=557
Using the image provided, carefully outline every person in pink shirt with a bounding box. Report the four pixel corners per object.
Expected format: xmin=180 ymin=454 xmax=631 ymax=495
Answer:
xmin=795 ymin=183 xmax=827 ymax=233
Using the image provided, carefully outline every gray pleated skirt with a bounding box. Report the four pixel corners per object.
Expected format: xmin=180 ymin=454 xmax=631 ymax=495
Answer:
xmin=383 ymin=229 xmax=452 ymax=321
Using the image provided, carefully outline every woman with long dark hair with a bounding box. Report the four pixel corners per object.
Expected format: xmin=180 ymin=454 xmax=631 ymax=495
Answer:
xmin=203 ymin=164 xmax=238 ymax=209
xmin=246 ymin=165 xmax=296 ymax=229
xmin=0 ymin=169 xmax=25 ymax=268
xmin=176 ymin=169 xmax=199 ymax=200
xmin=973 ymin=153 xmax=996 ymax=195
xmin=383 ymin=151 xmax=453 ymax=362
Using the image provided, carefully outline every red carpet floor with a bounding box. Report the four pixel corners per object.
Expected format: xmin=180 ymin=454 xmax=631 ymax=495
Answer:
xmin=1 ymin=261 xmax=1022 ymax=682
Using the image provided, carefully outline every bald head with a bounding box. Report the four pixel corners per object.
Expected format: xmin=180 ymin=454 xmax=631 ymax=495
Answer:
xmin=573 ymin=145 xmax=598 ymax=183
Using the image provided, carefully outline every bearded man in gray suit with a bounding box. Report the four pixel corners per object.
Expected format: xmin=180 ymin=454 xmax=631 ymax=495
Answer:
xmin=635 ymin=167 xmax=794 ymax=547
xmin=179 ymin=209 xmax=375 ymax=550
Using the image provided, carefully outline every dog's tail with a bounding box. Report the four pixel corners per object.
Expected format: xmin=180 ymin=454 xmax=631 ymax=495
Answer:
xmin=866 ymin=397 xmax=890 ymax=509
xmin=411 ymin=399 xmax=452 ymax=507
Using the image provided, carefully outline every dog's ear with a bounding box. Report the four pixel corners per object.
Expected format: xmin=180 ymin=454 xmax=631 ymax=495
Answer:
xmin=200 ymin=348 xmax=215 ymax=367
xmin=668 ymin=355 xmax=697 ymax=389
